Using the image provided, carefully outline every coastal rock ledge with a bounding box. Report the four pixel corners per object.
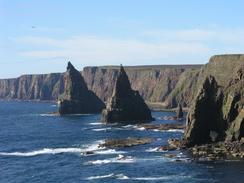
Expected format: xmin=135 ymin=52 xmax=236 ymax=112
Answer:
xmin=101 ymin=65 xmax=153 ymax=123
xmin=58 ymin=62 xmax=105 ymax=114
xmin=180 ymin=61 xmax=244 ymax=159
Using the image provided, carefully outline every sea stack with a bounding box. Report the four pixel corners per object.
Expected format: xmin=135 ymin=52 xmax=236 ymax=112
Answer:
xmin=101 ymin=65 xmax=153 ymax=123
xmin=58 ymin=62 xmax=105 ymax=114
xmin=183 ymin=75 xmax=225 ymax=146
xmin=176 ymin=103 xmax=183 ymax=119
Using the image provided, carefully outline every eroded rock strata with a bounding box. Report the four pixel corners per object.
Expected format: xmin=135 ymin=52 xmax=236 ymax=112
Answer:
xmin=101 ymin=65 xmax=153 ymax=123
xmin=183 ymin=75 xmax=225 ymax=146
xmin=58 ymin=62 xmax=105 ymax=114
xmin=180 ymin=55 xmax=244 ymax=159
xmin=0 ymin=65 xmax=201 ymax=108
xmin=83 ymin=65 xmax=201 ymax=107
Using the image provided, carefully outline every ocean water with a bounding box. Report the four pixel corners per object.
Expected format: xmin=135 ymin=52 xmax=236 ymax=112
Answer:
xmin=0 ymin=101 xmax=244 ymax=183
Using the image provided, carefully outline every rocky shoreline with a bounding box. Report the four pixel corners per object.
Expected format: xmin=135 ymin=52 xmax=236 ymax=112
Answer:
xmin=2 ymin=54 xmax=244 ymax=162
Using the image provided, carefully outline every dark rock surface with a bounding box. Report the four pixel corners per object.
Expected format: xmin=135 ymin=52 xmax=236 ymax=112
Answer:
xmin=183 ymin=75 xmax=225 ymax=146
xmin=58 ymin=62 xmax=105 ymax=114
xmin=99 ymin=137 xmax=154 ymax=148
xmin=176 ymin=103 xmax=183 ymax=119
xmin=101 ymin=65 xmax=153 ymax=123
xmin=182 ymin=56 xmax=244 ymax=159
xmin=138 ymin=123 xmax=185 ymax=131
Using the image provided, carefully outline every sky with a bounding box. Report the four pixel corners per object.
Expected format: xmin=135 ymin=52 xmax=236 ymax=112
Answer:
xmin=1 ymin=0 xmax=244 ymax=78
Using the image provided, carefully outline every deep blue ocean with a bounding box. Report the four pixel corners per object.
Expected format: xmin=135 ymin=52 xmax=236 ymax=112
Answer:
xmin=0 ymin=101 xmax=244 ymax=183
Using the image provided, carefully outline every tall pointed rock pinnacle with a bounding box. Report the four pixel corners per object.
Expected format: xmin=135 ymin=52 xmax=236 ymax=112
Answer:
xmin=101 ymin=65 xmax=153 ymax=123
xmin=176 ymin=103 xmax=183 ymax=119
xmin=58 ymin=62 xmax=105 ymax=114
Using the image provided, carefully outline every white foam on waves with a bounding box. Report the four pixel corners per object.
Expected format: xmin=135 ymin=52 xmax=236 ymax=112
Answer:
xmin=89 ymin=122 xmax=102 ymax=125
xmin=92 ymin=127 xmax=111 ymax=131
xmin=0 ymin=148 xmax=83 ymax=157
xmin=145 ymin=147 xmax=160 ymax=152
xmin=40 ymin=113 xmax=58 ymax=117
xmin=85 ymin=155 xmax=134 ymax=165
xmin=85 ymin=173 xmax=190 ymax=181
xmin=0 ymin=140 xmax=125 ymax=157
xmin=167 ymin=129 xmax=184 ymax=133
xmin=121 ymin=124 xmax=146 ymax=131
xmin=85 ymin=173 xmax=129 ymax=180
xmin=152 ymin=129 xmax=184 ymax=133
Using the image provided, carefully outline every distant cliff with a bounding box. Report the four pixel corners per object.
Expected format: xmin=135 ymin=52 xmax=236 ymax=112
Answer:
xmin=0 ymin=65 xmax=202 ymax=108
xmin=0 ymin=73 xmax=64 ymax=101
xmin=82 ymin=65 xmax=202 ymax=107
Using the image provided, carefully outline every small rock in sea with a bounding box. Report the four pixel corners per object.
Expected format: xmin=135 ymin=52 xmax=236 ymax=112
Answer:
xmin=99 ymin=137 xmax=154 ymax=148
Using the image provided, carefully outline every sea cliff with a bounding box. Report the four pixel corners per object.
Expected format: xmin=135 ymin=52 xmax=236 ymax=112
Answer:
xmin=0 ymin=65 xmax=201 ymax=108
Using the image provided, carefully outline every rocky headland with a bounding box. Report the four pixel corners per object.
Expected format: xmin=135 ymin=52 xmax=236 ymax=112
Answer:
xmin=101 ymin=65 xmax=153 ymax=123
xmin=164 ymin=54 xmax=244 ymax=160
xmin=58 ymin=62 xmax=105 ymax=114
xmin=0 ymin=54 xmax=244 ymax=160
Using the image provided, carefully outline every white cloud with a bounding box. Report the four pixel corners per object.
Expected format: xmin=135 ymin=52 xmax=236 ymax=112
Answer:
xmin=141 ymin=29 xmax=244 ymax=43
xmin=16 ymin=28 xmax=244 ymax=66
xmin=17 ymin=35 xmax=209 ymax=65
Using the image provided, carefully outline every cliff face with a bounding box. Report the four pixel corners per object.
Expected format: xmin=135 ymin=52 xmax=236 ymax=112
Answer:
xmin=0 ymin=65 xmax=201 ymax=108
xmin=82 ymin=65 xmax=201 ymax=107
xmin=0 ymin=73 xmax=64 ymax=101
xmin=183 ymin=54 xmax=244 ymax=146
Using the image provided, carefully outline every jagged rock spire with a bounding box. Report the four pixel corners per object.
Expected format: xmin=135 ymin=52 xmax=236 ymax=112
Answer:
xmin=67 ymin=61 xmax=75 ymax=70
xmin=176 ymin=103 xmax=183 ymax=119
xmin=113 ymin=65 xmax=132 ymax=97
xmin=58 ymin=62 xmax=105 ymax=114
xmin=183 ymin=75 xmax=224 ymax=146
xmin=63 ymin=61 xmax=87 ymax=100
xmin=101 ymin=65 xmax=153 ymax=123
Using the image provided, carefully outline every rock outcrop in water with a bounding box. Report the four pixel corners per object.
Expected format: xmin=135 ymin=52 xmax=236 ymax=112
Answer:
xmin=183 ymin=76 xmax=225 ymax=146
xmin=99 ymin=137 xmax=154 ymax=148
xmin=58 ymin=62 xmax=105 ymax=114
xmin=176 ymin=103 xmax=183 ymax=119
xmin=101 ymin=65 xmax=153 ymax=123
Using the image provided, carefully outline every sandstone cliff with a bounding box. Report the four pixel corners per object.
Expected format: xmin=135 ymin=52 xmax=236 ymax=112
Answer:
xmin=82 ymin=65 xmax=201 ymax=107
xmin=0 ymin=65 xmax=201 ymax=108
xmin=0 ymin=73 xmax=64 ymax=100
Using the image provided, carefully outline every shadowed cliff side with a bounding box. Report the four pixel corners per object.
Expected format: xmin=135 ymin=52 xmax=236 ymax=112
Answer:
xmin=183 ymin=76 xmax=225 ymax=146
xmin=101 ymin=65 xmax=153 ymax=123
xmin=183 ymin=55 xmax=244 ymax=150
xmin=58 ymin=62 xmax=105 ymax=114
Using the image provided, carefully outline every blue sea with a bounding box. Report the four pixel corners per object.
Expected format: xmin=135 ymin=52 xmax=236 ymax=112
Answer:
xmin=0 ymin=101 xmax=244 ymax=183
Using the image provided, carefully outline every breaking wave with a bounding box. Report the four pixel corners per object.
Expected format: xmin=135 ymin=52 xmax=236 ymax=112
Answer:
xmin=85 ymin=155 xmax=135 ymax=165
xmin=0 ymin=140 xmax=125 ymax=157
